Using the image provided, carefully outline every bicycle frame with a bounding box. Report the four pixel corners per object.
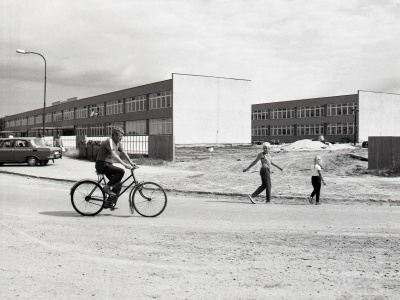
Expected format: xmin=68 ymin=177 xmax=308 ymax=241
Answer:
xmin=97 ymin=168 xmax=139 ymax=199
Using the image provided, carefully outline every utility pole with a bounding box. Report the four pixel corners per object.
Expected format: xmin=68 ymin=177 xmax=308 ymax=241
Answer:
xmin=353 ymin=106 xmax=359 ymax=146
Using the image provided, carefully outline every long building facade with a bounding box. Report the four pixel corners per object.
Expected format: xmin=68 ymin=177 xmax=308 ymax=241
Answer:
xmin=252 ymin=94 xmax=358 ymax=144
xmin=2 ymin=74 xmax=252 ymax=145
xmin=3 ymin=79 xmax=173 ymax=138
xmin=251 ymin=91 xmax=400 ymax=144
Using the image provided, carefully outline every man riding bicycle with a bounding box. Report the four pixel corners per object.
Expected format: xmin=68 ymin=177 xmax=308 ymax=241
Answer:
xmin=95 ymin=127 xmax=136 ymax=207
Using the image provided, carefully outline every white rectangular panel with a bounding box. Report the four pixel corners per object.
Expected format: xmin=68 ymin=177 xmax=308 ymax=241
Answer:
xmin=172 ymin=74 xmax=252 ymax=144
xmin=358 ymin=91 xmax=400 ymax=141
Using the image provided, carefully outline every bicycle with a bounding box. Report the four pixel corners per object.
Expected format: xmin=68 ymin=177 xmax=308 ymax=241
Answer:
xmin=70 ymin=166 xmax=167 ymax=217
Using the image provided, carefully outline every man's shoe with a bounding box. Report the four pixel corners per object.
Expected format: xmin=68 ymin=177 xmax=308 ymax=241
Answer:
xmin=265 ymin=199 xmax=271 ymax=203
xmin=248 ymin=195 xmax=256 ymax=204
xmin=103 ymin=198 xmax=112 ymax=209
xmin=308 ymin=196 xmax=313 ymax=204
xmin=102 ymin=185 xmax=116 ymax=196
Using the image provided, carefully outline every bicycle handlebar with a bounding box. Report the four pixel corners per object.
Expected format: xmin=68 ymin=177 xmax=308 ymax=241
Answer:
xmin=126 ymin=165 xmax=139 ymax=171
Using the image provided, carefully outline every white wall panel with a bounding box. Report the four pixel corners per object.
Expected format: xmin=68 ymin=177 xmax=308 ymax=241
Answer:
xmin=173 ymin=74 xmax=252 ymax=144
xmin=358 ymin=91 xmax=400 ymax=141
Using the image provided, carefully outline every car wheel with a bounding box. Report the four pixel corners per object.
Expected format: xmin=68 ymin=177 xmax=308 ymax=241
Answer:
xmin=27 ymin=157 xmax=39 ymax=166
xmin=41 ymin=160 xmax=49 ymax=166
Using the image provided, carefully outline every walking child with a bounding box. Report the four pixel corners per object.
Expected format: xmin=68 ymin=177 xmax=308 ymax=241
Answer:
xmin=243 ymin=142 xmax=282 ymax=204
xmin=308 ymin=155 xmax=326 ymax=205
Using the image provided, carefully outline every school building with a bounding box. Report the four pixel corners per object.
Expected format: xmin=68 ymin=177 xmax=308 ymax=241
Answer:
xmin=251 ymin=91 xmax=400 ymax=144
xmin=2 ymin=73 xmax=252 ymax=145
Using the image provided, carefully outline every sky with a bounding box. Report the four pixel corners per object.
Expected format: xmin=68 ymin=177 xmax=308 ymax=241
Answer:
xmin=1 ymin=0 xmax=399 ymax=117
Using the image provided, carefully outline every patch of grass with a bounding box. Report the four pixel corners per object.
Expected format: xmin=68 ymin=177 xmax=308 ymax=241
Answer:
xmin=133 ymin=156 xmax=165 ymax=166
xmin=390 ymin=157 xmax=400 ymax=176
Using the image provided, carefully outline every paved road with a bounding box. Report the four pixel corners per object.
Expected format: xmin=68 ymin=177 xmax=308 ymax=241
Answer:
xmin=1 ymin=174 xmax=399 ymax=299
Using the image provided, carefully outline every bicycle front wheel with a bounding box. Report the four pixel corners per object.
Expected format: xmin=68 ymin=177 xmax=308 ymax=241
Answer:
xmin=71 ymin=180 xmax=105 ymax=216
xmin=131 ymin=182 xmax=167 ymax=217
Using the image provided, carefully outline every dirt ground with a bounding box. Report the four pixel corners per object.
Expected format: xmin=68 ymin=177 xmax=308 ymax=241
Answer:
xmin=160 ymin=144 xmax=399 ymax=204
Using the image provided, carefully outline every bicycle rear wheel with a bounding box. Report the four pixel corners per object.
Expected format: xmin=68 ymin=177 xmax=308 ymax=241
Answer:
xmin=71 ymin=180 xmax=105 ymax=216
xmin=131 ymin=182 xmax=167 ymax=217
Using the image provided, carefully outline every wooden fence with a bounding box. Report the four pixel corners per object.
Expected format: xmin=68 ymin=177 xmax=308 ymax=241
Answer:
xmin=148 ymin=135 xmax=175 ymax=161
xmin=368 ymin=136 xmax=400 ymax=169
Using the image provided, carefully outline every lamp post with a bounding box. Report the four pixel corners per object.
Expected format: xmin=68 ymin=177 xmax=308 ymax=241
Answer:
xmin=16 ymin=49 xmax=46 ymax=137
xmin=352 ymin=106 xmax=359 ymax=146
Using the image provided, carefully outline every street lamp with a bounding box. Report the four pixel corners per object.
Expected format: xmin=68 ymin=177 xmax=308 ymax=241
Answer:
xmin=352 ymin=106 xmax=359 ymax=146
xmin=16 ymin=49 xmax=47 ymax=137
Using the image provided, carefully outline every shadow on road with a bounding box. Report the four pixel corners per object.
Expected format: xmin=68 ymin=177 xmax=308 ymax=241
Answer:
xmin=206 ymin=200 xmax=309 ymax=206
xmin=40 ymin=211 xmax=137 ymax=218
xmin=206 ymin=200 xmax=253 ymax=204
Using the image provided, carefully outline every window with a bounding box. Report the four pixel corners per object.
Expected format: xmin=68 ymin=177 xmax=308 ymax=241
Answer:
xmin=252 ymin=110 xmax=268 ymax=120
xmin=76 ymin=125 xmax=88 ymax=136
xmin=106 ymin=100 xmax=123 ymax=115
xmin=271 ymin=108 xmax=294 ymax=119
xmin=45 ymin=113 xmax=52 ymax=123
xmin=297 ymin=124 xmax=324 ymax=136
xmin=297 ymin=106 xmax=324 ymax=118
xmin=15 ymin=140 xmax=28 ymax=147
xmin=8 ymin=120 xmax=16 ymax=127
xmin=327 ymin=123 xmax=354 ymax=135
xmin=271 ymin=125 xmax=294 ymax=136
xmin=76 ymin=106 xmax=88 ymax=119
xmin=126 ymin=95 xmax=146 ymax=113
xmin=149 ymin=91 xmax=172 ymax=110
xmin=149 ymin=118 xmax=172 ymax=134
xmin=1 ymin=140 xmax=13 ymax=148
xmin=53 ymin=111 xmax=62 ymax=122
xmin=90 ymin=123 xmax=104 ymax=136
xmin=327 ymin=103 xmax=356 ymax=116
xmin=28 ymin=116 xmax=35 ymax=125
xmin=252 ymin=126 xmax=268 ymax=136
xmin=35 ymin=115 xmax=43 ymax=124
xmin=106 ymin=122 xmax=124 ymax=136
xmin=126 ymin=120 xmax=147 ymax=135
xmin=63 ymin=109 xmax=74 ymax=120
xmin=89 ymin=104 xmax=104 ymax=117
xmin=21 ymin=118 xmax=28 ymax=126
xmin=15 ymin=119 xmax=21 ymax=127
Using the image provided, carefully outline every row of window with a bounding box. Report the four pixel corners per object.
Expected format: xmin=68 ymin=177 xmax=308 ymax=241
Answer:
xmin=251 ymin=102 xmax=357 ymax=120
xmin=252 ymin=123 xmax=355 ymax=136
xmin=4 ymin=91 xmax=172 ymax=128
xmin=74 ymin=118 xmax=173 ymax=137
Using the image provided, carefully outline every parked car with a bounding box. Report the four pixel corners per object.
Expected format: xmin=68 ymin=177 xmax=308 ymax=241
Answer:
xmin=0 ymin=137 xmax=62 ymax=166
xmin=362 ymin=141 xmax=368 ymax=148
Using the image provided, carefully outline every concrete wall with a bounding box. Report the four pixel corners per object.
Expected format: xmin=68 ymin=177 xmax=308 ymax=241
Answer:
xmin=358 ymin=91 xmax=400 ymax=142
xmin=172 ymin=74 xmax=252 ymax=144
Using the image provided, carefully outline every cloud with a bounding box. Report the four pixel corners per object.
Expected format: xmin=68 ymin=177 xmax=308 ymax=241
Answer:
xmin=1 ymin=0 xmax=399 ymax=116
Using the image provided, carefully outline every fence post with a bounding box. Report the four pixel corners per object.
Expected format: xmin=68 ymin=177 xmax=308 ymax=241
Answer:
xmin=77 ymin=135 xmax=87 ymax=159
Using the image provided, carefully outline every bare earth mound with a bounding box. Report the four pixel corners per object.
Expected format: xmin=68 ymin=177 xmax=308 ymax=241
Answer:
xmin=163 ymin=141 xmax=399 ymax=204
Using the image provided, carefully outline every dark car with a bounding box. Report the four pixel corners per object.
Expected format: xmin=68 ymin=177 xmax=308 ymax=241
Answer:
xmin=0 ymin=137 xmax=62 ymax=166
